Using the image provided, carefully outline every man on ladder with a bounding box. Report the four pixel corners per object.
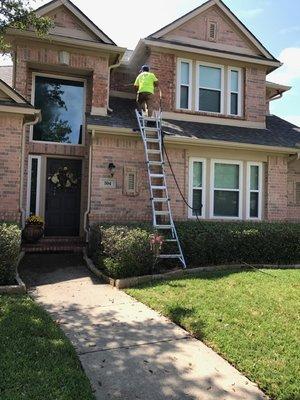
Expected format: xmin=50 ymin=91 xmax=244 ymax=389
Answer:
xmin=134 ymin=65 xmax=159 ymax=117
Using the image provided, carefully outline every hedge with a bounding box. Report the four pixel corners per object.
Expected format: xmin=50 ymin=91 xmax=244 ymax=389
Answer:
xmin=0 ymin=223 xmax=21 ymax=285
xmin=88 ymin=221 xmax=300 ymax=279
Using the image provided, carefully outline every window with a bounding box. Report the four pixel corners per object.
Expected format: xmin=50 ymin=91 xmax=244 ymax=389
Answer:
xmin=177 ymin=60 xmax=192 ymax=109
xmin=189 ymin=158 xmax=206 ymax=218
xmin=33 ymin=75 xmax=85 ymax=144
xmin=247 ymin=163 xmax=262 ymax=219
xmin=228 ymin=68 xmax=242 ymax=116
xmin=211 ymin=160 xmax=242 ymax=218
xmin=27 ymin=156 xmax=41 ymax=216
xmin=197 ymin=63 xmax=223 ymax=113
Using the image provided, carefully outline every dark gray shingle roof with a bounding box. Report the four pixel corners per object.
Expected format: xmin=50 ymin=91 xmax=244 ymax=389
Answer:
xmin=87 ymin=97 xmax=300 ymax=150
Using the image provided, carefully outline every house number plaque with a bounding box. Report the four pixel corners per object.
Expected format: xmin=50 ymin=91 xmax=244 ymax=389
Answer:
xmin=100 ymin=178 xmax=117 ymax=189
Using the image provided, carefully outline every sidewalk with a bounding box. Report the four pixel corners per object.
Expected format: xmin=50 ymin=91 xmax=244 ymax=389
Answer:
xmin=21 ymin=254 xmax=267 ymax=400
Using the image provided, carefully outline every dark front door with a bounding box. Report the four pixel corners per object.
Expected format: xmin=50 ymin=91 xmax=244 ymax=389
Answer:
xmin=45 ymin=158 xmax=82 ymax=236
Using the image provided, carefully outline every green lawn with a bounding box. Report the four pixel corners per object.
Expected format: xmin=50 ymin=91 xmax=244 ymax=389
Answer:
xmin=0 ymin=295 xmax=95 ymax=400
xmin=127 ymin=269 xmax=300 ymax=400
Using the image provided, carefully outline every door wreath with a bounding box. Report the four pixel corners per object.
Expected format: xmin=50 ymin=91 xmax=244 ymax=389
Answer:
xmin=48 ymin=166 xmax=79 ymax=190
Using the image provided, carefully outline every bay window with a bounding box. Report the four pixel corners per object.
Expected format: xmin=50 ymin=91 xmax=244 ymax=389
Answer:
xmin=177 ymin=60 xmax=192 ymax=110
xmin=189 ymin=158 xmax=206 ymax=218
xmin=197 ymin=63 xmax=224 ymax=113
xmin=211 ymin=160 xmax=242 ymax=218
xmin=247 ymin=162 xmax=262 ymax=219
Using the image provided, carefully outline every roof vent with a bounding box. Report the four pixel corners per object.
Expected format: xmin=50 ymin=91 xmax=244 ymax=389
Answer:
xmin=207 ymin=21 xmax=217 ymax=42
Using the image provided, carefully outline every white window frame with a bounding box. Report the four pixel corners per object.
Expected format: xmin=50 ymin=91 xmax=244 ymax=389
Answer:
xmin=176 ymin=58 xmax=192 ymax=110
xmin=26 ymin=155 xmax=42 ymax=217
xmin=227 ymin=67 xmax=243 ymax=117
xmin=188 ymin=157 xmax=206 ymax=219
xmin=30 ymin=72 xmax=86 ymax=146
xmin=196 ymin=61 xmax=225 ymax=115
xmin=210 ymin=159 xmax=243 ymax=220
xmin=246 ymin=162 xmax=263 ymax=220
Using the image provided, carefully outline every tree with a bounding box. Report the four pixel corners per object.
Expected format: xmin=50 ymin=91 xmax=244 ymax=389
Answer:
xmin=0 ymin=0 xmax=52 ymax=52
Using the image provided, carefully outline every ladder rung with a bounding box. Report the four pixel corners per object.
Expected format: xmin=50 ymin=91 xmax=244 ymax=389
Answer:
xmin=152 ymin=186 xmax=166 ymax=190
xmin=142 ymin=117 xmax=157 ymax=121
xmin=150 ymin=174 xmax=164 ymax=178
xmin=146 ymin=139 xmax=160 ymax=143
xmin=152 ymin=198 xmax=168 ymax=202
xmin=154 ymin=225 xmax=173 ymax=229
xmin=155 ymin=211 xmax=170 ymax=215
xmin=165 ymin=239 xmax=177 ymax=242
xmin=159 ymin=254 xmax=182 ymax=259
xmin=148 ymin=161 xmax=163 ymax=165
xmin=143 ymin=127 xmax=158 ymax=132
xmin=147 ymin=150 xmax=161 ymax=154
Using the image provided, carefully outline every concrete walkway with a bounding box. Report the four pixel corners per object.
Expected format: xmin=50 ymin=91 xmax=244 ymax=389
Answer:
xmin=20 ymin=254 xmax=267 ymax=400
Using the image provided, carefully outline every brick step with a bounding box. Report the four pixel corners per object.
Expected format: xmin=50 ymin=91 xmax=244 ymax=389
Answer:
xmin=22 ymin=237 xmax=85 ymax=254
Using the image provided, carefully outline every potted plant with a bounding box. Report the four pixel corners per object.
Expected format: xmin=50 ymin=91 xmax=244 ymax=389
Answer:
xmin=23 ymin=215 xmax=44 ymax=243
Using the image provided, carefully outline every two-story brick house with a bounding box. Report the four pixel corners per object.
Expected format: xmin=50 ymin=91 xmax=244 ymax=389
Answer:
xmin=0 ymin=0 xmax=299 ymax=242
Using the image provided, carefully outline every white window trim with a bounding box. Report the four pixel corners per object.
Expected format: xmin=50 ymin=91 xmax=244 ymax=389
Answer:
xmin=30 ymin=72 xmax=87 ymax=146
xmin=246 ymin=162 xmax=263 ymax=220
xmin=26 ymin=155 xmax=42 ymax=217
xmin=176 ymin=58 xmax=193 ymax=110
xmin=188 ymin=157 xmax=206 ymax=219
xmin=227 ymin=67 xmax=243 ymax=117
xmin=195 ymin=61 xmax=225 ymax=115
xmin=210 ymin=159 xmax=243 ymax=220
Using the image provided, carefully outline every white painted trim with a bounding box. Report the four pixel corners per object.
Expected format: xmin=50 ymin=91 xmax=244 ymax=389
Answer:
xmin=195 ymin=61 xmax=225 ymax=115
xmin=188 ymin=157 xmax=206 ymax=219
xmin=176 ymin=58 xmax=193 ymax=110
xmin=210 ymin=159 xmax=243 ymax=219
xmin=31 ymin=72 xmax=86 ymax=146
xmin=0 ymin=81 xmax=27 ymax=104
xmin=26 ymin=155 xmax=42 ymax=217
xmin=227 ymin=67 xmax=243 ymax=117
xmin=246 ymin=162 xmax=263 ymax=220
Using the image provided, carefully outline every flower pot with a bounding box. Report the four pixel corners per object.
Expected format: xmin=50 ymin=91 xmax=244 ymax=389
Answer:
xmin=23 ymin=225 xmax=44 ymax=243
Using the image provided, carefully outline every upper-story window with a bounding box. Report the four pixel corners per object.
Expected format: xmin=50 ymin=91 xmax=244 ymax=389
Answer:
xmin=228 ymin=67 xmax=242 ymax=116
xmin=32 ymin=75 xmax=85 ymax=145
xmin=177 ymin=60 xmax=192 ymax=110
xmin=176 ymin=59 xmax=243 ymax=117
xmin=196 ymin=63 xmax=224 ymax=114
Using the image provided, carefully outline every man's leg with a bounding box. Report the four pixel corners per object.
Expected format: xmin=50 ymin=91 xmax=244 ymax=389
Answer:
xmin=137 ymin=93 xmax=148 ymax=115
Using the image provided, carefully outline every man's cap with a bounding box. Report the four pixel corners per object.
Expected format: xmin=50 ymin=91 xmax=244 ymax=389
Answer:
xmin=140 ymin=64 xmax=150 ymax=72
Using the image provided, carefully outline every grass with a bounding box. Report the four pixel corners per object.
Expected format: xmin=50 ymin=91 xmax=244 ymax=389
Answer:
xmin=0 ymin=295 xmax=95 ymax=400
xmin=127 ymin=269 xmax=300 ymax=400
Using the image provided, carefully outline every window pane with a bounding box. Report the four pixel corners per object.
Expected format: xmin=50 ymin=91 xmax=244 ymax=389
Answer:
xmin=250 ymin=165 xmax=259 ymax=190
xmin=199 ymin=66 xmax=221 ymax=89
xmin=180 ymin=86 xmax=189 ymax=109
xmin=199 ymin=89 xmax=220 ymax=112
xmin=30 ymin=158 xmax=38 ymax=215
xmin=214 ymin=190 xmax=239 ymax=217
xmin=231 ymin=70 xmax=239 ymax=92
xmin=33 ymin=76 xmax=84 ymax=144
xmin=250 ymin=192 xmax=259 ymax=218
xmin=193 ymin=189 xmax=202 ymax=216
xmin=231 ymin=93 xmax=238 ymax=115
xmin=215 ymin=163 xmax=239 ymax=189
xmin=193 ymin=162 xmax=202 ymax=187
xmin=181 ymin=62 xmax=190 ymax=85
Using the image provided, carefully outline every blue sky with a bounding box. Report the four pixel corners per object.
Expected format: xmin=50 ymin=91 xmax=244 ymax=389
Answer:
xmin=1 ymin=0 xmax=299 ymax=125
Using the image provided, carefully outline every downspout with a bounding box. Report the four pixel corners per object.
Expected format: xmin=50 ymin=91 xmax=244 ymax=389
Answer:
xmin=20 ymin=114 xmax=40 ymax=228
xmin=107 ymin=55 xmax=122 ymax=112
xmin=83 ymin=129 xmax=94 ymax=241
xmin=266 ymin=91 xmax=283 ymax=115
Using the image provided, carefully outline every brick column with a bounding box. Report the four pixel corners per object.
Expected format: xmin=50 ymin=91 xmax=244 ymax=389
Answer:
xmin=265 ymin=156 xmax=288 ymax=221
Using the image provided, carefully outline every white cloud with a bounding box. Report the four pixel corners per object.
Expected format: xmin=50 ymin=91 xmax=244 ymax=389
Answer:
xmin=283 ymin=116 xmax=300 ymax=127
xmin=279 ymin=26 xmax=300 ymax=35
xmin=268 ymin=47 xmax=300 ymax=85
xmin=239 ymin=8 xmax=264 ymax=19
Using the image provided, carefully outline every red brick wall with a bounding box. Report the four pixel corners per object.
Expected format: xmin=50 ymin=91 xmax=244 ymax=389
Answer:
xmin=244 ymin=66 xmax=266 ymax=123
xmin=265 ymin=156 xmax=288 ymax=221
xmin=0 ymin=113 xmax=23 ymax=222
xmin=287 ymin=159 xmax=300 ymax=222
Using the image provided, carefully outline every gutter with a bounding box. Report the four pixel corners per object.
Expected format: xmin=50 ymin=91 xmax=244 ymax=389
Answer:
xmin=288 ymin=152 xmax=300 ymax=163
xmin=83 ymin=130 xmax=94 ymax=241
xmin=20 ymin=113 xmax=40 ymax=228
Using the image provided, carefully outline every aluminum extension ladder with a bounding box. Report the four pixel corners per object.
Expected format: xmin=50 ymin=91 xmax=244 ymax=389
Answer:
xmin=135 ymin=110 xmax=186 ymax=269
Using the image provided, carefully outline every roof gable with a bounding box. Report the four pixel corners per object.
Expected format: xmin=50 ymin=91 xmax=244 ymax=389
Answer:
xmin=0 ymin=79 xmax=33 ymax=106
xmin=36 ymin=0 xmax=116 ymax=45
xmin=148 ymin=0 xmax=276 ymax=60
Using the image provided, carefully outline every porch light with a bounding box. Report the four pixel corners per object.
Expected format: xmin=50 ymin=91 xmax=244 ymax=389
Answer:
xmin=108 ymin=163 xmax=116 ymax=177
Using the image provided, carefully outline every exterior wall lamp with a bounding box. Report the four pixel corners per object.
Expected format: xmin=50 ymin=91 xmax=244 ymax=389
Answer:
xmin=108 ymin=162 xmax=116 ymax=177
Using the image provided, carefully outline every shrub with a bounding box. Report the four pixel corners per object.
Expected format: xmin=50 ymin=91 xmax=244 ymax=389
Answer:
xmin=88 ymin=221 xmax=300 ymax=278
xmin=0 ymin=223 xmax=21 ymax=285
xmin=88 ymin=225 xmax=155 ymax=279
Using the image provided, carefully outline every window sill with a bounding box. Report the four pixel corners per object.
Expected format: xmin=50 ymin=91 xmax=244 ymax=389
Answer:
xmin=174 ymin=109 xmax=244 ymax=120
